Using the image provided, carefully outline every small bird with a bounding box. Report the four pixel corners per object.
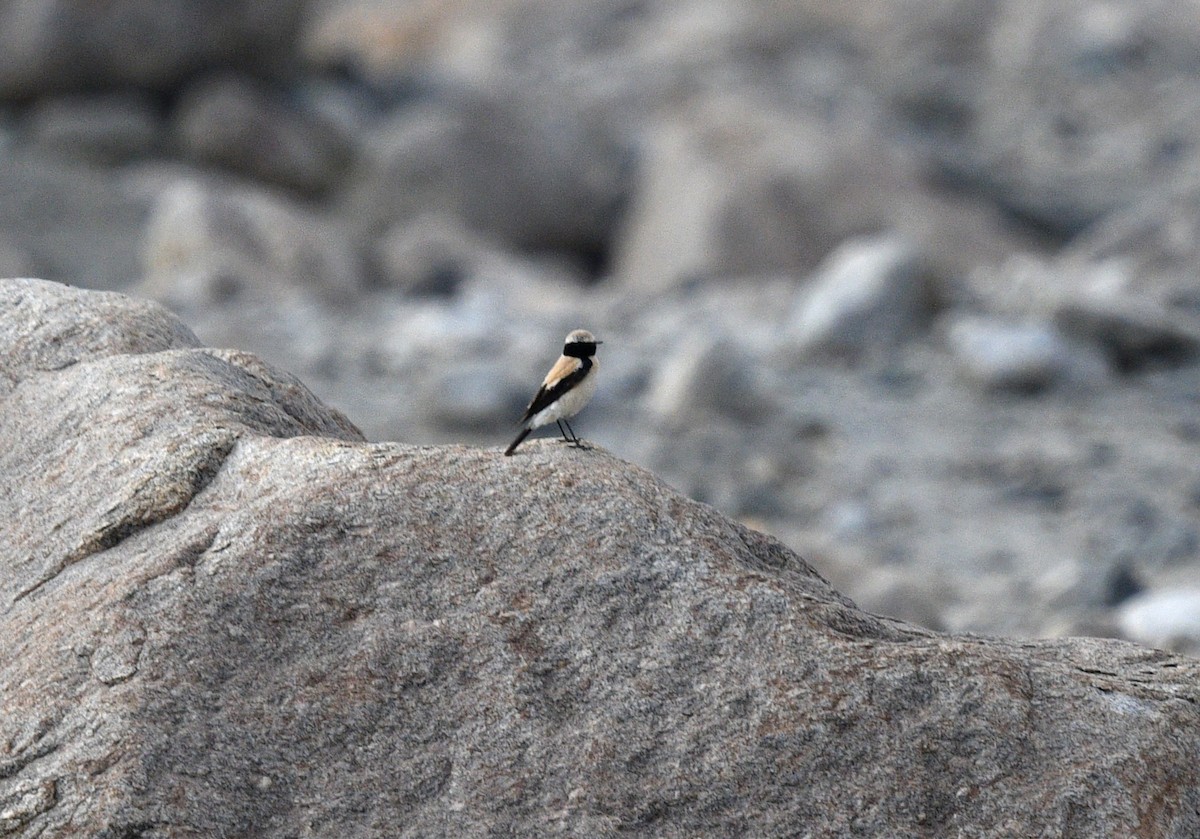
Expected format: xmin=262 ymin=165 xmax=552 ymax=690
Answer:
xmin=504 ymin=329 xmax=601 ymax=456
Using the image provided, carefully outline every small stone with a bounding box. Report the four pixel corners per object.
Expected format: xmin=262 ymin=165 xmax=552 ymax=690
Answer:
xmin=645 ymin=337 xmax=774 ymax=425
xmin=0 ymin=0 xmax=305 ymax=99
xmin=946 ymin=316 xmax=1078 ymax=392
xmin=613 ymin=99 xmax=833 ymax=293
xmin=1118 ymin=588 xmax=1200 ymax=653
xmin=789 ymin=234 xmax=936 ymax=359
xmin=343 ymin=92 xmax=626 ymax=262
xmin=1102 ymin=563 xmax=1144 ymax=607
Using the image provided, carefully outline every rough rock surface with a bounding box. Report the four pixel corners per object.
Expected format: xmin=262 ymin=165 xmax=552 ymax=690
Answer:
xmin=3 ymin=280 xmax=1199 ymax=837
xmin=0 ymin=277 xmax=202 ymax=394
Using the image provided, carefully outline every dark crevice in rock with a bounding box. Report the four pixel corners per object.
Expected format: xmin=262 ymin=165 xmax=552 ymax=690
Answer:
xmin=0 ymin=740 xmax=60 ymax=781
xmin=0 ymin=778 xmax=58 ymax=834
xmin=134 ymin=526 xmax=222 ymax=593
xmin=96 ymin=822 xmax=166 ymax=839
xmin=1077 ymin=667 xmax=1119 ymax=677
xmin=12 ymin=437 xmax=237 ymax=603
xmin=175 ymin=526 xmax=220 ymax=570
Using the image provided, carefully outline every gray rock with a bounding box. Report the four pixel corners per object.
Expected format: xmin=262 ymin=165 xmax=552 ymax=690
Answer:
xmin=291 ymin=76 xmax=382 ymax=145
xmin=23 ymin=93 xmax=163 ymax=163
xmin=957 ymin=253 xmax=1087 ymax=322
xmin=0 ymin=279 xmax=362 ymax=607
xmin=789 ymin=234 xmax=937 ymax=358
xmin=173 ymin=74 xmax=353 ymax=195
xmin=945 ymin=314 xmax=1099 ymax=392
xmin=340 ymin=91 xmax=628 ymax=262
xmin=300 ymin=0 xmax=478 ymax=82
xmin=374 ymin=212 xmax=490 ymax=297
xmin=852 ymin=0 xmax=1200 ymax=243
xmin=1054 ymin=295 xmax=1200 ymax=373
xmin=300 ymin=0 xmax=750 ymax=102
xmin=613 ymin=91 xmax=1031 ymax=294
xmin=1066 ymin=187 xmax=1200 ymax=314
xmin=1118 ymin=588 xmax=1200 ymax=654
xmin=0 ymin=278 xmax=201 ymax=395
xmin=644 ymin=336 xmax=775 ymax=426
xmin=0 ymin=0 xmax=306 ymax=98
xmin=374 ymin=214 xmax=585 ymax=301
xmin=955 ymin=251 xmax=1200 ymax=380
xmin=613 ymin=98 xmax=847 ymax=292
xmin=139 ymin=178 xmax=363 ymax=308
xmin=857 ymin=0 xmax=997 ymax=128
xmin=3 ymin=279 xmax=1200 ymax=838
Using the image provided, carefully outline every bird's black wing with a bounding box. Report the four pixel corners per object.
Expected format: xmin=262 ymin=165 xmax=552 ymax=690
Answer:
xmin=519 ymin=358 xmax=591 ymax=423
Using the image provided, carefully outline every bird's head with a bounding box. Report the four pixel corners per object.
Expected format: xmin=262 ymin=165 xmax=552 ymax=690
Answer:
xmin=563 ymin=329 xmax=601 ymax=358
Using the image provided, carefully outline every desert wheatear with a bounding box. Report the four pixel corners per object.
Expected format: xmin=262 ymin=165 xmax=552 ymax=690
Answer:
xmin=504 ymin=329 xmax=601 ymax=456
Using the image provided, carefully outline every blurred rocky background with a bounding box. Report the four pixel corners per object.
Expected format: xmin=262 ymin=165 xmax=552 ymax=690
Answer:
xmin=1 ymin=0 xmax=1198 ymax=652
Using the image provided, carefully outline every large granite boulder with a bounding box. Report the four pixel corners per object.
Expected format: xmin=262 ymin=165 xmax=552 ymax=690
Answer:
xmin=1 ymin=278 xmax=1197 ymax=838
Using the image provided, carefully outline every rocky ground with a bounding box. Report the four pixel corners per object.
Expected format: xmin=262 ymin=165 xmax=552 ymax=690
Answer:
xmin=1 ymin=0 xmax=1199 ymax=652
xmin=2 ymin=278 xmax=1197 ymax=837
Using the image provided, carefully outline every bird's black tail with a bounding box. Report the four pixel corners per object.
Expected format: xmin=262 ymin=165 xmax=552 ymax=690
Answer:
xmin=504 ymin=428 xmax=532 ymax=456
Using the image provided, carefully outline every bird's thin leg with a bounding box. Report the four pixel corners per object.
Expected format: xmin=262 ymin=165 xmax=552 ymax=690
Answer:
xmin=556 ymin=420 xmax=572 ymax=444
xmin=563 ymin=418 xmax=586 ymax=448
